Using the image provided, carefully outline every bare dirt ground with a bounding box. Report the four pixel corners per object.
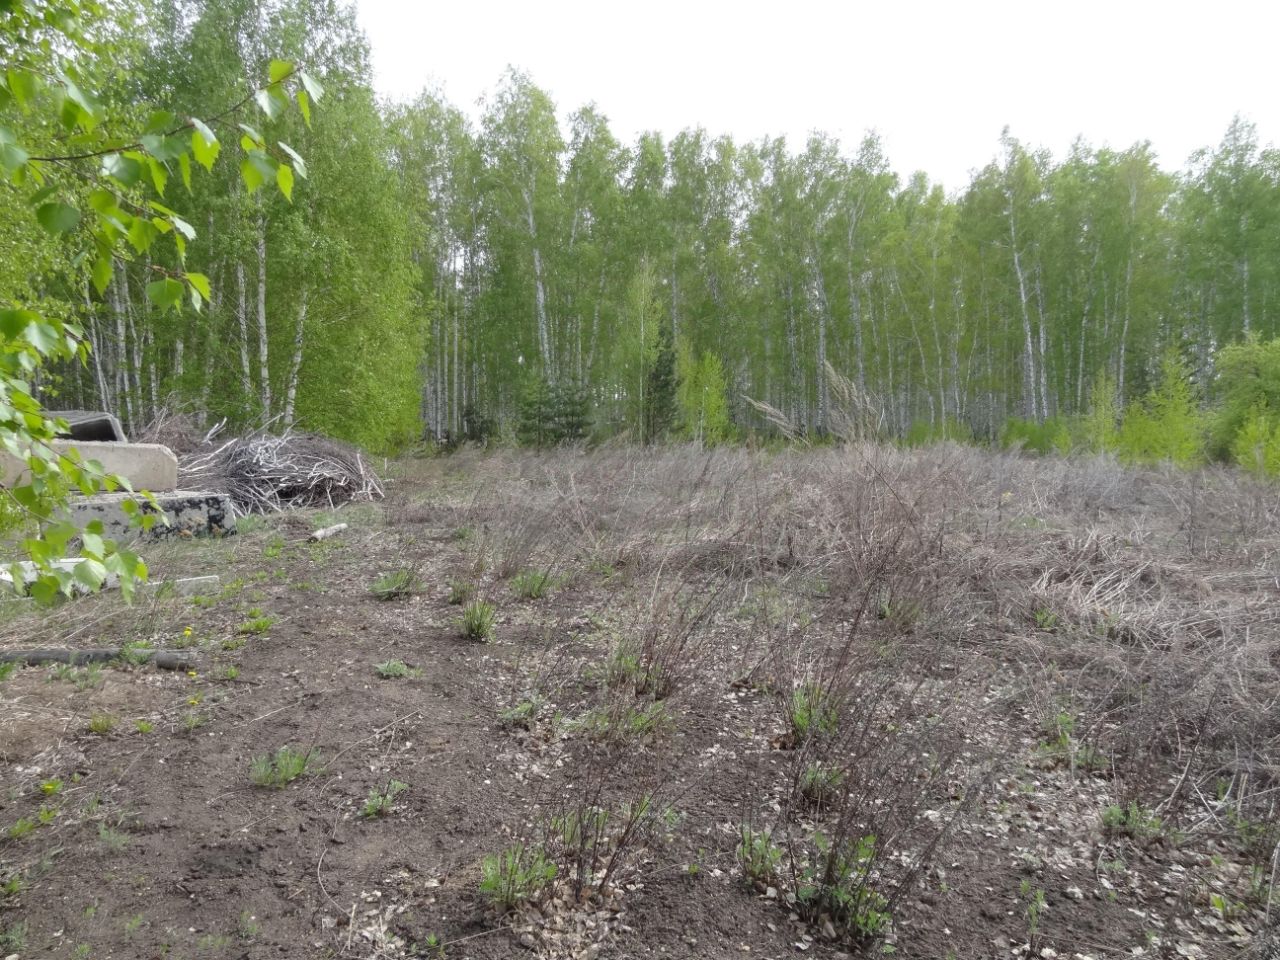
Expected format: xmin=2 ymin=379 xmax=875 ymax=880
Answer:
xmin=1 ymin=443 xmax=1278 ymax=960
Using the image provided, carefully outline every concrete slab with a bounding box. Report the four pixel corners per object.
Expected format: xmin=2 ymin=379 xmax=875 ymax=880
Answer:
xmin=1 ymin=440 xmax=178 ymax=492
xmin=0 ymin=558 xmax=120 ymax=596
xmin=1 ymin=569 xmax=221 ymax=599
xmin=68 ymin=490 xmax=235 ymax=541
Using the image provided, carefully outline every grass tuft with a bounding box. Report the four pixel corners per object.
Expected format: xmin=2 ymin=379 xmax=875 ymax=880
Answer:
xmin=361 ymin=779 xmax=408 ymax=818
xmin=250 ymin=747 xmax=317 ymax=788
xmin=459 ymin=600 xmax=496 ymax=642
xmin=479 ymin=843 xmax=557 ymax=910
xmin=370 ymin=568 xmax=419 ymax=600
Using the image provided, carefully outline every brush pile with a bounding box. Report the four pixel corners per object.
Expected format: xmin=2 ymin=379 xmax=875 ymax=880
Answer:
xmin=178 ymin=430 xmax=384 ymax=516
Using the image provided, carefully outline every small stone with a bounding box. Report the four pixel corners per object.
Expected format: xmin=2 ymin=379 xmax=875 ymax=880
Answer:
xmin=1065 ymin=886 xmax=1084 ymax=901
xmin=765 ymin=886 xmax=777 ymax=899
xmin=519 ymin=932 xmax=537 ymax=949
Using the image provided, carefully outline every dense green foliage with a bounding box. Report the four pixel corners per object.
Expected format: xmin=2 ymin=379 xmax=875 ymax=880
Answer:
xmin=7 ymin=0 xmax=424 ymax=453
xmin=7 ymin=2 xmax=1280 ymax=481
xmin=395 ymin=79 xmax=1280 ymax=455
xmin=0 ymin=0 xmax=312 ymax=595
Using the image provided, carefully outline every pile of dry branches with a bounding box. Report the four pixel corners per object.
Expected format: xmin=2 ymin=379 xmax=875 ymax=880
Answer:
xmin=178 ymin=430 xmax=383 ymax=516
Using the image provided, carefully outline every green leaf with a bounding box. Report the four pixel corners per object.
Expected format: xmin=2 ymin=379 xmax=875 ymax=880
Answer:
xmin=80 ymin=530 xmax=105 ymax=559
xmin=269 ymin=60 xmax=294 ymax=84
xmin=278 ymin=142 xmax=307 ymax=178
xmin=178 ymin=151 xmax=192 ymax=192
xmin=6 ymin=69 xmax=38 ymax=110
xmin=58 ymin=94 xmax=84 ymax=132
xmin=146 ymin=156 xmax=168 ymax=195
xmin=102 ymin=153 xmax=142 ymax=187
xmin=73 ymin=558 xmax=106 ymax=590
xmin=27 ymin=185 xmax=56 ymax=206
xmin=29 ymin=578 xmax=58 ymax=606
xmin=169 ymin=216 xmax=195 ymax=240
xmin=91 ymin=254 xmax=112 ymax=295
xmin=59 ymin=74 xmax=100 ymax=130
xmin=237 ymin=123 xmax=264 ymax=147
xmin=141 ymin=134 xmax=181 ymax=162
xmin=145 ymin=278 xmax=184 ymax=312
xmin=240 ymin=157 xmax=265 ymax=194
xmin=0 ymin=127 xmax=28 ymax=175
xmin=36 ymin=202 xmax=79 ymax=234
xmin=185 ymin=272 xmax=211 ymax=300
xmin=87 ymin=189 xmax=117 ymax=215
xmin=23 ymin=321 xmax=58 ymax=354
xmin=126 ymin=217 xmax=159 ymax=253
xmin=298 ymin=71 xmax=324 ymax=102
xmin=190 ymin=121 xmax=219 ymax=171
xmin=296 ymin=88 xmax=311 ymax=128
xmin=0 ymin=309 xmax=39 ymax=340
xmin=255 ymin=88 xmax=281 ymax=120
xmin=276 ymin=162 xmax=294 ymax=202
xmin=143 ymin=110 xmax=176 ymax=135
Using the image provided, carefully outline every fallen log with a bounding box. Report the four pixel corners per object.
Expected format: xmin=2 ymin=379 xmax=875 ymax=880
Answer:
xmin=0 ymin=648 xmax=197 ymax=670
xmin=307 ymin=522 xmax=348 ymax=543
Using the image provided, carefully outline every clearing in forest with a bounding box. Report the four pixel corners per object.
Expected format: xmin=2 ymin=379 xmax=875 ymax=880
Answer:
xmin=0 ymin=444 xmax=1277 ymax=960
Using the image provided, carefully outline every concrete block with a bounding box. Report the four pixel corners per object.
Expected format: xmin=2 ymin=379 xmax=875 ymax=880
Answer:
xmin=1 ymin=440 xmax=178 ymax=492
xmin=45 ymin=410 xmax=127 ymax=442
xmin=68 ymin=490 xmax=235 ymax=541
xmin=143 ymin=575 xmax=221 ymax=596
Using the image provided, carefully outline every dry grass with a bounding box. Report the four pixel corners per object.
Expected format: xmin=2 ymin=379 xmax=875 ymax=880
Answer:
xmin=425 ymin=440 xmax=1280 ymax=901
xmin=7 ymin=436 xmax=1276 ymax=956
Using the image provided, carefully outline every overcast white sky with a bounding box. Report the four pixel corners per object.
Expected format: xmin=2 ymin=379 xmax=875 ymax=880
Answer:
xmin=354 ymin=0 xmax=1276 ymax=190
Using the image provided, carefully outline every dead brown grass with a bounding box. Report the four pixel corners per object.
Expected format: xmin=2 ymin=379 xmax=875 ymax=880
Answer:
xmin=396 ymin=440 xmax=1269 ymax=952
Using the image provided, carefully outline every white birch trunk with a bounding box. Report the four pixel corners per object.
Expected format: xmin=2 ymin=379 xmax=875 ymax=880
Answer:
xmin=236 ymin=260 xmax=252 ymax=400
xmin=521 ymin=187 xmax=551 ymax=377
xmin=255 ymin=216 xmax=271 ymax=417
xmin=282 ymin=290 xmax=308 ymax=428
xmin=811 ymin=251 xmax=830 ymax=431
xmin=1009 ymin=209 xmax=1039 ymax=420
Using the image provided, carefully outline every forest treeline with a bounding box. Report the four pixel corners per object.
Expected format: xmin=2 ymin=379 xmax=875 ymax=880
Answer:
xmin=15 ymin=0 xmax=1280 ymax=468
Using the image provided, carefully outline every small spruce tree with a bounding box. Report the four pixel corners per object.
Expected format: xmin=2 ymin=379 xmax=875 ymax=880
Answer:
xmin=676 ymin=340 xmax=733 ymax=446
xmin=549 ymin=380 xmax=590 ymax=443
xmin=516 ymin=375 xmax=555 ymax=448
xmin=517 ymin=375 xmax=589 ymax=447
xmin=642 ymin=324 xmax=677 ymax=444
xmin=1081 ymin=371 xmax=1121 ymax=454
xmin=1118 ymin=351 xmax=1204 ymax=466
xmin=1230 ymin=405 xmax=1280 ymax=478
